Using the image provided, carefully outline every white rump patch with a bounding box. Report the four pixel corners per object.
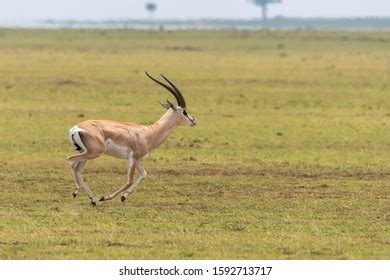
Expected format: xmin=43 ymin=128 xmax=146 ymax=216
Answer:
xmin=69 ymin=126 xmax=87 ymax=152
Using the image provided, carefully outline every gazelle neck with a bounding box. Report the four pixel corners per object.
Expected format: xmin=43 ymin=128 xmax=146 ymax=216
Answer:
xmin=146 ymin=109 xmax=178 ymax=151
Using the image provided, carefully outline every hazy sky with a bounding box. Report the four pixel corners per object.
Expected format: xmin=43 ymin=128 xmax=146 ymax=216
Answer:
xmin=0 ymin=0 xmax=389 ymax=20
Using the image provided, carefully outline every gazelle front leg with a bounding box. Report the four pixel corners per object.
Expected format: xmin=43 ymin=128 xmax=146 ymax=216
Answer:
xmin=99 ymin=155 xmax=136 ymax=202
xmin=121 ymin=160 xmax=147 ymax=202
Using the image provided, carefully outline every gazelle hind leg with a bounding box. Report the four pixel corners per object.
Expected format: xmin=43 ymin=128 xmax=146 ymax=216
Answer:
xmin=99 ymin=156 xmax=136 ymax=202
xmin=67 ymin=153 xmax=85 ymax=198
xmin=67 ymin=152 xmax=100 ymax=206
xmin=72 ymin=160 xmax=86 ymax=198
xmin=121 ymin=160 xmax=147 ymax=202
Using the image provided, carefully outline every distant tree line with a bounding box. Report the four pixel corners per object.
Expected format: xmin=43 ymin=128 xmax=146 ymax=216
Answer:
xmin=144 ymin=1 xmax=283 ymax=21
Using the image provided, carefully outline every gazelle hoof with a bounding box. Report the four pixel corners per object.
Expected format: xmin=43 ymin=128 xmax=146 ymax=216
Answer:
xmin=91 ymin=201 xmax=97 ymax=206
xmin=121 ymin=196 xmax=126 ymax=202
xmin=73 ymin=193 xmax=78 ymax=198
xmin=99 ymin=196 xmax=105 ymax=202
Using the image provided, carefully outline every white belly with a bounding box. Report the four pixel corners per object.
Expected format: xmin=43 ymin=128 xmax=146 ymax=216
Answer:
xmin=105 ymin=139 xmax=131 ymax=159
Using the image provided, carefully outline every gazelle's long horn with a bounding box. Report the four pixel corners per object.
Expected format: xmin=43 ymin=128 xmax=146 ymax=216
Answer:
xmin=145 ymin=72 xmax=183 ymax=107
xmin=160 ymin=74 xmax=186 ymax=108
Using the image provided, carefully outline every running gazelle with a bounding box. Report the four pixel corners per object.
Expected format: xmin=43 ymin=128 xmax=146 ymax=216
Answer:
xmin=67 ymin=72 xmax=197 ymax=205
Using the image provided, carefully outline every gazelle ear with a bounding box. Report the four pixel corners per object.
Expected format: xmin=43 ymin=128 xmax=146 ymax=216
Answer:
xmin=160 ymin=103 xmax=171 ymax=109
xmin=160 ymin=100 xmax=175 ymax=110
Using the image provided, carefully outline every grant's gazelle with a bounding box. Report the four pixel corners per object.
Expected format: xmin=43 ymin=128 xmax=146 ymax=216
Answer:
xmin=67 ymin=72 xmax=196 ymax=205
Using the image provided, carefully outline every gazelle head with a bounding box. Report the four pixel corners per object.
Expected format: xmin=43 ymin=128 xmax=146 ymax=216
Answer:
xmin=146 ymin=72 xmax=197 ymax=127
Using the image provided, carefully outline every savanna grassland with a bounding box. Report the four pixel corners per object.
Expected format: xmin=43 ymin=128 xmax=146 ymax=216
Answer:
xmin=0 ymin=29 xmax=389 ymax=259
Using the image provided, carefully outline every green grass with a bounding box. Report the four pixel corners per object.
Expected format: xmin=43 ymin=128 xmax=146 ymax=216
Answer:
xmin=0 ymin=29 xmax=389 ymax=259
